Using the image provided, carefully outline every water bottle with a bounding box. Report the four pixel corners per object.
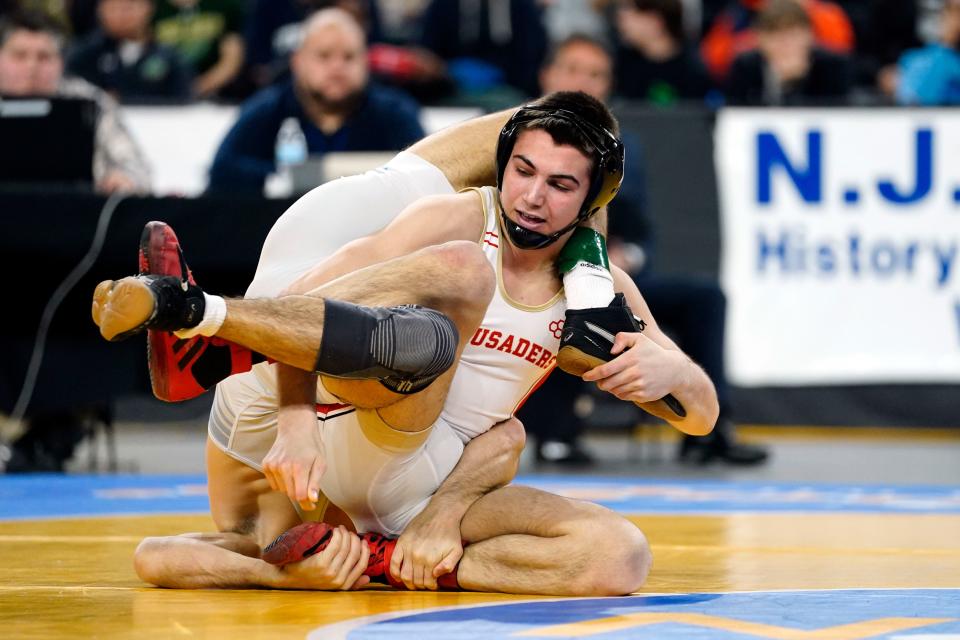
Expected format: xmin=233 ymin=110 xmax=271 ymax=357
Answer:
xmin=275 ymin=117 xmax=308 ymax=168
xmin=269 ymin=117 xmax=308 ymax=197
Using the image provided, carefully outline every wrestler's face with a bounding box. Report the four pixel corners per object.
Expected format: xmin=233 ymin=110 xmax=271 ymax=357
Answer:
xmin=500 ymin=128 xmax=593 ymax=241
xmin=0 ymin=30 xmax=63 ymax=95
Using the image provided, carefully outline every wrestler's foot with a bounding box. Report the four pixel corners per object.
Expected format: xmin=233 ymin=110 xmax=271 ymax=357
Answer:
xmin=92 ymin=274 xmax=205 ymax=341
xmin=262 ymin=522 xmax=335 ymax=566
xmin=139 ymin=221 xmax=257 ymax=402
xmin=557 ymin=293 xmax=686 ymax=418
xmin=360 ymin=531 xmax=404 ymax=588
xmin=262 ymin=522 xmax=404 ymax=588
xmin=556 ymin=293 xmax=645 ymax=376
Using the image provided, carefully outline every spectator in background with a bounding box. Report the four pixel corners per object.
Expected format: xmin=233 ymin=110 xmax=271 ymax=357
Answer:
xmin=3 ymin=1 xmax=72 ymax=31
xmin=208 ymin=8 xmax=424 ymax=193
xmin=152 ymin=0 xmax=246 ymax=99
xmin=418 ymin=0 xmax=547 ymax=106
xmin=67 ymin=0 xmax=192 ymax=102
xmin=701 ymin=0 xmax=852 ymax=83
xmin=0 ymin=10 xmax=151 ymax=193
xmin=244 ymin=0 xmax=382 ymax=91
xmin=612 ymin=0 xmax=713 ymax=104
xmin=895 ymin=0 xmax=960 ymax=106
xmin=519 ymin=34 xmax=768 ymax=466
xmin=725 ymin=0 xmax=851 ymax=105
xmin=0 ymin=9 xmax=149 ymax=471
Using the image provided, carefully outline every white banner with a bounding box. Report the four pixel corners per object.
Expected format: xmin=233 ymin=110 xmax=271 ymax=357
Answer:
xmin=717 ymin=109 xmax=960 ymax=385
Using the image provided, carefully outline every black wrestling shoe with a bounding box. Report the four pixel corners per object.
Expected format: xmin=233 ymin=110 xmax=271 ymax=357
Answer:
xmin=557 ymin=293 xmax=645 ymax=376
xmin=92 ymin=274 xmax=206 ymax=342
xmin=557 ymin=293 xmax=686 ymax=418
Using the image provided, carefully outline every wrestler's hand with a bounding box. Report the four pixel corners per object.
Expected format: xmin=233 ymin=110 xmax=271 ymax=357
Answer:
xmin=273 ymin=526 xmax=371 ymax=590
xmin=390 ymin=502 xmax=463 ymax=590
xmin=582 ymin=331 xmax=689 ymax=403
xmin=263 ymin=406 xmax=325 ymax=511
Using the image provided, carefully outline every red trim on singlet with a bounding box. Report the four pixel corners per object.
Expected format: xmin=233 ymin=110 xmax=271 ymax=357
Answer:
xmin=316 ymin=402 xmax=352 ymax=416
xmin=514 ymin=364 xmax=556 ymax=412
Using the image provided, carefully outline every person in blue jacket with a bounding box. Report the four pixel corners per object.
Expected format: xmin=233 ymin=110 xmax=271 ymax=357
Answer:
xmin=896 ymin=0 xmax=960 ymax=106
xmin=208 ymin=7 xmax=423 ymax=193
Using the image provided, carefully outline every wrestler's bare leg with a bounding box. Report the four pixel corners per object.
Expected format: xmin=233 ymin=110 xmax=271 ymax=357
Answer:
xmin=94 ymin=239 xmax=494 ymax=428
xmin=133 ymin=438 xmax=361 ymax=589
xmin=133 ymin=412 xmax=526 ymax=591
xmin=214 ymin=241 xmax=494 ymax=431
xmin=449 ymin=486 xmax=651 ymax=596
xmin=408 ymin=109 xmax=513 ymax=190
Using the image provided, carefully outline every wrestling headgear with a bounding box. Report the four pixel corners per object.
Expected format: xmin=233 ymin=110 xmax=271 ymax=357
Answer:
xmin=495 ymin=105 xmax=624 ymax=250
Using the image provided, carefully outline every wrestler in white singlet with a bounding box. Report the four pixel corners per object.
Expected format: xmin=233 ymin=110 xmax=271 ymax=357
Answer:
xmin=208 ymin=186 xmax=565 ymax=537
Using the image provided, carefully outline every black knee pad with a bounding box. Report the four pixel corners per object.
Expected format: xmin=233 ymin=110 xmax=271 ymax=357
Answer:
xmin=315 ymin=299 xmax=459 ymax=394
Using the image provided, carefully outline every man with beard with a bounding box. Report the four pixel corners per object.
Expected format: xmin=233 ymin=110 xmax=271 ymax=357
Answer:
xmin=207 ymin=7 xmax=423 ymax=193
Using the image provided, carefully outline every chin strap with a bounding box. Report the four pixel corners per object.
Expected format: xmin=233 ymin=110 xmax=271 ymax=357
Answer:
xmin=499 ymin=209 xmax=595 ymax=250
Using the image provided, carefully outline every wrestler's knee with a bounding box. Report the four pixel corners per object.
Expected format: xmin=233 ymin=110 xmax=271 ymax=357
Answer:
xmin=566 ymin=511 xmax=652 ymax=596
xmin=495 ymin=416 xmax=526 ymax=454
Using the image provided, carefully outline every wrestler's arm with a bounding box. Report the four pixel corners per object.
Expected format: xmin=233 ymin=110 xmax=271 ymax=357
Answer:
xmin=390 ymin=417 xmax=525 ymax=591
xmin=581 ymin=265 xmax=720 ymax=436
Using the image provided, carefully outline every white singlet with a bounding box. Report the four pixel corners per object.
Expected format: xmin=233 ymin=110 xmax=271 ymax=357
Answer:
xmin=441 ymin=186 xmax=566 ymax=443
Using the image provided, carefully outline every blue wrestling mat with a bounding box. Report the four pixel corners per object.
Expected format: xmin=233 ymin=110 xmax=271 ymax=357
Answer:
xmin=310 ymin=589 xmax=960 ymax=639
xmin=0 ymin=474 xmax=958 ymax=520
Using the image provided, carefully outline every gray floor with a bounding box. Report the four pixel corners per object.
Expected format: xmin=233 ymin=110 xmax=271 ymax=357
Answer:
xmin=61 ymin=395 xmax=960 ymax=486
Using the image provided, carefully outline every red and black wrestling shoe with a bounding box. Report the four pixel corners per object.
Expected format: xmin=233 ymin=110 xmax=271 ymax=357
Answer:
xmin=262 ymin=522 xmax=336 ymax=566
xmin=262 ymin=522 xmax=404 ymax=588
xmin=138 ymin=221 xmax=257 ymax=402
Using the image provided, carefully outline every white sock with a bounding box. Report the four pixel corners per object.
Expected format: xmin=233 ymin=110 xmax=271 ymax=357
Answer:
xmin=174 ymin=293 xmax=227 ymax=338
xmin=563 ymin=260 xmax=615 ymax=310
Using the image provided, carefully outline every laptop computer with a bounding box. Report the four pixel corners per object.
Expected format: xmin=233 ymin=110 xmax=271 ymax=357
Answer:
xmin=0 ymin=96 xmax=98 ymax=187
xmin=286 ymin=151 xmax=396 ymax=196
